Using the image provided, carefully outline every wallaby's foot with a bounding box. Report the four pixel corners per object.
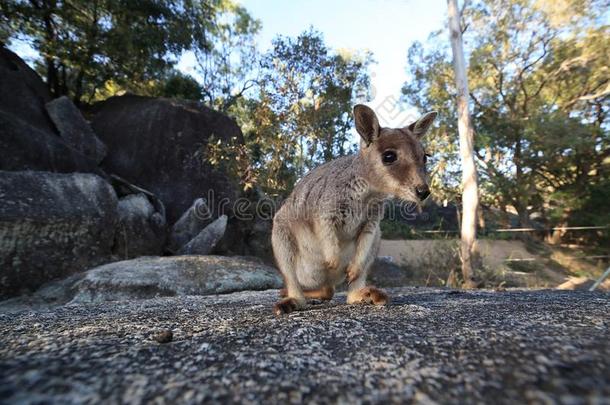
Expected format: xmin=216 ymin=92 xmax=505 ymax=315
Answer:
xmin=347 ymin=286 xmax=389 ymax=306
xmin=279 ymin=286 xmax=335 ymax=301
xmin=273 ymin=297 xmax=306 ymax=316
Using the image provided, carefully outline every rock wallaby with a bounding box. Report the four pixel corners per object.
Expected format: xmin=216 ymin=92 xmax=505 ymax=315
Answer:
xmin=271 ymin=104 xmax=437 ymax=315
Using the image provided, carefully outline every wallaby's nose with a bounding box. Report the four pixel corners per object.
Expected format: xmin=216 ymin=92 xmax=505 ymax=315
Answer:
xmin=415 ymin=185 xmax=430 ymax=201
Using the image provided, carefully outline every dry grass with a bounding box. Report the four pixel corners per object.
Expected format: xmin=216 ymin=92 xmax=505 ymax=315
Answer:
xmin=378 ymin=238 xmax=609 ymax=289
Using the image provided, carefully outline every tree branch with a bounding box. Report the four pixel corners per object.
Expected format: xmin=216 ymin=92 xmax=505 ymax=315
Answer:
xmin=562 ymin=81 xmax=610 ymax=109
xmin=220 ymin=79 xmax=260 ymax=112
xmin=517 ymin=37 xmax=551 ymax=115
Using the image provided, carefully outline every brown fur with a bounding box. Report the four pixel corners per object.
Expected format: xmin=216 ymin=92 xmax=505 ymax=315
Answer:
xmin=280 ymin=286 xmax=335 ymax=301
xmin=346 ymin=286 xmax=389 ymax=305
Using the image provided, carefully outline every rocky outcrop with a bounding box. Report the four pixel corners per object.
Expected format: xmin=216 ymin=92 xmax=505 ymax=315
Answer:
xmin=67 ymin=255 xmax=282 ymax=303
xmin=0 ymin=46 xmax=98 ymax=173
xmin=0 ymin=111 xmax=99 ymax=173
xmin=114 ymin=193 xmax=166 ymax=259
xmin=0 ymin=47 xmax=277 ymax=302
xmin=109 ymin=174 xmax=166 ymax=220
xmin=168 ymin=198 xmax=213 ymax=253
xmin=368 ymin=257 xmax=412 ymax=287
xmin=0 ymin=171 xmax=118 ymax=297
xmin=45 ymin=96 xmax=107 ymax=164
xmin=177 ymin=215 xmax=227 ymax=255
xmin=214 ymin=186 xmax=275 ymax=260
xmin=0 ymin=46 xmax=52 ymax=131
xmin=90 ymin=95 xmax=244 ymax=224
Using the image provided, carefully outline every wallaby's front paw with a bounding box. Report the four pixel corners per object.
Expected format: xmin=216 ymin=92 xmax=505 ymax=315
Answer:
xmin=273 ymin=298 xmax=304 ymax=316
xmin=324 ymin=257 xmax=340 ymax=270
xmin=347 ymin=287 xmax=389 ymax=306
xmin=346 ymin=265 xmax=361 ymax=284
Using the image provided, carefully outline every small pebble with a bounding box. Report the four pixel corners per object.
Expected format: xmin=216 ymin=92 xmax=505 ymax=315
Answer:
xmin=153 ymin=330 xmax=173 ymax=343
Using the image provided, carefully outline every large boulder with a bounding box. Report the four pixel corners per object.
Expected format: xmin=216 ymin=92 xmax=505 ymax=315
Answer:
xmin=214 ymin=186 xmax=275 ymax=261
xmin=368 ymin=257 xmax=413 ymax=287
xmin=109 ymin=174 xmax=166 ymax=220
xmin=90 ymin=95 xmax=244 ymax=224
xmin=0 ymin=171 xmax=118 ymax=297
xmin=67 ymin=255 xmax=283 ymax=303
xmin=0 ymin=111 xmax=99 ymax=173
xmin=177 ymin=215 xmax=227 ymax=255
xmin=45 ymin=96 xmax=107 ymax=164
xmin=168 ymin=198 xmax=213 ymax=253
xmin=0 ymin=46 xmax=52 ymax=131
xmin=0 ymin=47 xmax=98 ymax=173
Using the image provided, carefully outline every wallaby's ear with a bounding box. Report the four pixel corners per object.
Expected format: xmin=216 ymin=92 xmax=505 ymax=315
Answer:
xmin=354 ymin=104 xmax=380 ymax=146
xmin=407 ymin=111 xmax=438 ymax=138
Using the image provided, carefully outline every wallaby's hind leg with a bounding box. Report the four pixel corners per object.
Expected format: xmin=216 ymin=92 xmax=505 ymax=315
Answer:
xmin=272 ymin=219 xmax=306 ymax=315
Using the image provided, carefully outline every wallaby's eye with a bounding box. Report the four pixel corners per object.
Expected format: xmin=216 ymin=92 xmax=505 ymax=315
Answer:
xmin=382 ymin=150 xmax=397 ymax=165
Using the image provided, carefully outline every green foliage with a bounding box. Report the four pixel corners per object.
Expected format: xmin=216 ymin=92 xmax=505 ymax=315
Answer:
xmin=0 ymin=4 xmax=9 ymax=44
xmin=380 ymin=220 xmax=415 ymax=240
xmin=161 ymin=71 xmax=204 ymax=100
xmin=403 ymin=0 xmax=610 ymax=243
xmin=550 ymin=176 xmax=610 ymax=246
xmin=204 ymin=133 xmax=255 ymax=191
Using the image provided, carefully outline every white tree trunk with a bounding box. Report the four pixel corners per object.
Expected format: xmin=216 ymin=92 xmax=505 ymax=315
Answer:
xmin=447 ymin=0 xmax=479 ymax=288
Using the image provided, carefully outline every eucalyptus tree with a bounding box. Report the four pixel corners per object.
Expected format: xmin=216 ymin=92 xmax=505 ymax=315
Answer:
xmin=403 ymin=0 xmax=609 ymax=234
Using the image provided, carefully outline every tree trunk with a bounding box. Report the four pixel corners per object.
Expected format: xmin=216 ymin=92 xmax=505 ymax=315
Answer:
xmin=73 ymin=0 xmax=100 ymax=106
xmin=514 ymin=203 xmax=532 ymax=229
xmin=41 ymin=0 xmax=60 ymax=96
xmin=447 ymin=0 xmax=479 ymax=288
